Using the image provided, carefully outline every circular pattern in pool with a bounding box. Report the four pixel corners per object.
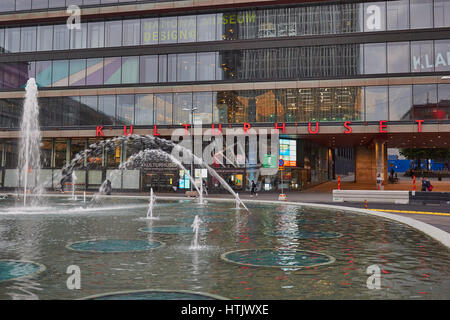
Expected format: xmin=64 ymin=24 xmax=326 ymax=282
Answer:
xmin=0 ymin=260 xmax=46 ymax=282
xmin=176 ymin=217 xmax=227 ymax=223
xmin=67 ymin=239 xmax=164 ymax=253
xmin=81 ymin=289 xmax=227 ymax=300
xmin=265 ymin=230 xmax=342 ymax=239
xmin=139 ymin=226 xmax=207 ymax=234
xmin=221 ymin=248 xmax=335 ymax=269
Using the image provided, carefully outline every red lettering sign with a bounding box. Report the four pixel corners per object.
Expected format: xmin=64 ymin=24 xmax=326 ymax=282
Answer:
xmin=183 ymin=124 xmax=191 ymax=135
xmin=243 ymin=123 xmax=251 ymax=133
xmin=344 ymin=121 xmax=352 ymax=134
xmin=275 ymin=122 xmax=286 ymax=134
xmin=211 ymin=123 xmax=222 ymax=135
xmin=415 ymin=119 xmax=424 ymax=133
xmin=96 ymin=126 xmax=104 ymax=137
xmin=379 ymin=120 xmax=387 ymax=133
xmin=153 ymin=125 xmax=160 ymax=136
xmin=308 ymin=122 xmax=319 ymax=134
xmin=123 ymin=125 xmax=133 ymax=136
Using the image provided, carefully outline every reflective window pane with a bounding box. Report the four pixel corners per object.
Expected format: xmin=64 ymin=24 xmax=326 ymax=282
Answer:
xmin=80 ymin=96 xmax=99 ymax=125
xmin=20 ymin=27 xmax=37 ymax=52
xmin=5 ymin=28 xmax=21 ymax=53
xmin=98 ymin=95 xmax=116 ymax=125
xmin=364 ymin=43 xmax=386 ymax=74
xmin=389 ymin=85 xmax=412 ymax=121
xmin=104 ymin=57 xmax=122 ymax=85
xmin=174 ymin=93 xmax=192 ymax=125
xmin=411 ymin=41 xmax=434 ymax=72
xmin=410 ymin=0 xmax=433 ymax=29
xmin=88 ymin=22 xmax=105 ymax=48
xmin=121 ymin=56 xmax=139 ymax=84
xmin=123 ymin=19 xmax=140 ymax=46
xmin=168 ymin=54 xmax=177 ymax=82
xmin=136 ymin=94 xmax=154 ymax=125
xmin=387 ymin=42 xmax=410 ymax=73
xmin=196 ymin=52 xmax=216 ymax=81
xmin=141 ymin=18 xmax=159 ymax=45
xmin=117 ymin=95 xmax=135 ymax=125
xmin=49 ymin=0 xmax=66 ymax=8
xmin=86 ymin=58 xmax=104 ymax=85
xmin=365 ymin=86 xmax=388 ymax=121
xmin=1 ymin=0 xmax=15 ymax=12
xmin=193 ymin=92 xmax=212 ymax=124
xmin=69 ymin=59 xmax=87 ymax=86
xmin=154 ymin=93 xmax=173 ymax=125
xmin=70 ymin=23 xmax=87 ymax=49
xmin=387 ymin=0 xmax=409 ymax=30
xmin=16 ymin=0 xmax=32 ymax=10
xmin=413 ymin=84 xmax=437 ymax=120
xmin=177 ymin=53 xmax=196 ymax=82
xmin=197 ymin=14 xmax=216 ymax=42
xmin=435 ymin=0 xmax=450 ymax=27
xmin=438 ymin=84 xmax=450 ymax=120
xmin=158 ymin=55 xmax=167 ymax=82
xmin=37 ymin=25 xmax=53 ymax=51
xmin=52 ymin=60 xmax=69 ymax=87
xmin=32 ymin=0 xmax=48 ymax=9
xmin=35 ymin=61 xmax=52 ymax=87
xmin=139 ymin=55 xmax=158 ymax=83
xmin=434 ymin=40 xmax=450 ymax=72
xmin=159 ymin=17 xmax=177 ymax=44
xmin=178 ymin=15 xmax=196 ymax=43
xmin=54 ymin=25 xmax=70 ymax=50
xmin=105 ymin=21 xmax=122 ymax=47
xmin=0 ymin=29 xmax=4 ymax=53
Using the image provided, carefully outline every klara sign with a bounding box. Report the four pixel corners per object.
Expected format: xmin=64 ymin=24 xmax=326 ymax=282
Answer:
xmin=95 ymin=120 xmax=427 ymax=137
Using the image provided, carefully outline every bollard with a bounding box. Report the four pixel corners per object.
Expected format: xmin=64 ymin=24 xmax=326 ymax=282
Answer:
xmin=364 ymin=200 xmax=367 ymax=209
xmin=338 ymin=176 xmax=341 ymax=190
xmin=413 ymin=176 xmax=416 ymax=191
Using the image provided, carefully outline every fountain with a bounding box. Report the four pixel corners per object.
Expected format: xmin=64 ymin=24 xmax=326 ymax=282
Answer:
xmin=190 ymin=215 xmax=202 ymax=250
xmin=71 ymin=172 xmax=77 ymax=201
xmin=199 ymin=179 xmax=204 ymax=205
xmin=18 ymin=78 xmax=43 ymax=206
xmin=146 ymin=188 xmax=157 ymax=220
xmin=62 ymin=134 xmax=250 ymax=212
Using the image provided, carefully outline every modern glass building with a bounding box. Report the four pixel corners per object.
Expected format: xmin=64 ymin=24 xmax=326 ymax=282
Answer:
xmin=0 ymin=0 xmax=449 ymax=192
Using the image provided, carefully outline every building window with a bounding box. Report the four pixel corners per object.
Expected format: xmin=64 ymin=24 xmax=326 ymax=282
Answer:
xmin=410 ymin=0 xmax=433 ymax=29
xmin=434 ymin=0 xmax=450 ymax=27
xmin=411 ymin=41 xmax=434 ymax=73
xmin=140 ymin=55 xmax=158 ymax=83
xmin=365 ymin=86 xmax=388 ymax=121
xmin=364 ymin=43 xmax=386 ymax=74
xmin=105 ymin=21 xmax=122 ymax=47
xmin=98 ymin=95 xmax=116 ymax=125
xmin=53 ymin=25 xmax=69 ymax=51
xmin=389 ymin=85 xmax=413 ymax=121
xmin=387 ymin=0 xmax=409 ymax=30
xmin=196 ymin=52 xmax=216 ymax=81
xmin=413 ymin=84 xmax=438 ymax=120
xmin=37 ymin=25 xmax=53 ymax=51
xmin=136 ymin=94 xmax=154 ymax=125
xmin=123 ymin=19 xmax=140 ymax=46
xmin=387 ymin=42 xmax=410 ymax=73
xmin=20 ymin=27 xmax=37 ymax=52
xmin=88 ymin=22 xmax=105 ymax=48
xmin=121 ymin=56 xmax=139 ymax=84
xmin=117 ymin=95 xmax=135 ymax=125
xmin=154 ymin=94 xmax=173 ymax=125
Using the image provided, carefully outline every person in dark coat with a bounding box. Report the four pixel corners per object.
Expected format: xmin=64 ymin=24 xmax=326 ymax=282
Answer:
xmin=104 ymin=180 xmax=112 ymax=195
xmin=250 ymin=180 xmax=257 ymax=197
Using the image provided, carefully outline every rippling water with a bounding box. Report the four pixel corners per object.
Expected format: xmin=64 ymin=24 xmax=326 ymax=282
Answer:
xmin=0 ymin=197 xmax=448 ymax=300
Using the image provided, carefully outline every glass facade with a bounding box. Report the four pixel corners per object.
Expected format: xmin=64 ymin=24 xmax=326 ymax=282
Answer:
xmin=0 ymin=84 xmax=448 ymax=129
xmin=1 ymin=39 xmax=449 ymax=89
xmin=1 ymin=1 xmax=449 ymax=54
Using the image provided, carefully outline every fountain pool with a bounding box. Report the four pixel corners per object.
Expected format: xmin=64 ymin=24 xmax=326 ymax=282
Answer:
xmin=0 ymin=196 xmax=448 ymax=300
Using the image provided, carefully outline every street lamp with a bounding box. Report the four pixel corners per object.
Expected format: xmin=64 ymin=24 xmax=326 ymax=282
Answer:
xmin=182 ymin=107 xmax=198 ymax=191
